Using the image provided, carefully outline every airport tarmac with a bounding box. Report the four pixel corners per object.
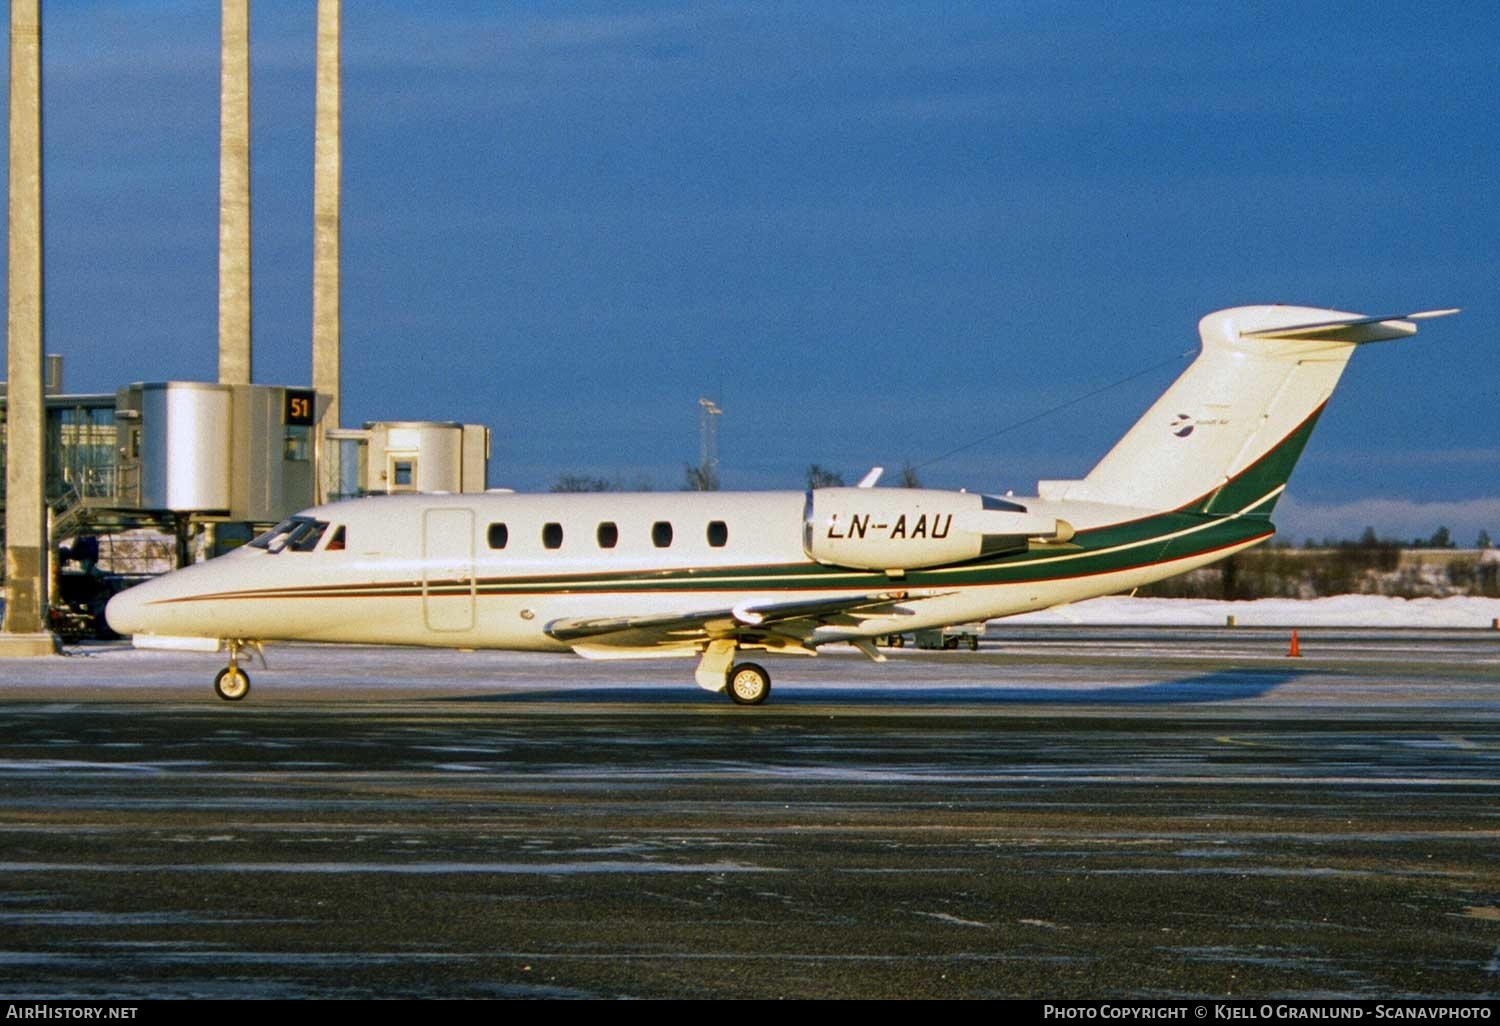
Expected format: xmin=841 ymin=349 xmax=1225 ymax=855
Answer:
xmin=0 ymin=626 xmax=1497 ymax=999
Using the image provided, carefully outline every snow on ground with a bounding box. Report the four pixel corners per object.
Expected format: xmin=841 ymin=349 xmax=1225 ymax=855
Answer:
xmin=1006 ymin=595 xmax=1500 ymax=629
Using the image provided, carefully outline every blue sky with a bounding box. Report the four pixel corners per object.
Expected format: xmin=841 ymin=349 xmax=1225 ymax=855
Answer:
xmin=5 ymin=2 xmax=1497 ymax=541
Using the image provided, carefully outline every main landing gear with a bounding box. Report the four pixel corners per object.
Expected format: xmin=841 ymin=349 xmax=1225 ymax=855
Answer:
xmin=694 ymin=640 xmax=772 ymax=705
xmin=726 ymin=662 xmax=771 ymax=706
xmin=213 ymin=639 xmax=256 ymax=701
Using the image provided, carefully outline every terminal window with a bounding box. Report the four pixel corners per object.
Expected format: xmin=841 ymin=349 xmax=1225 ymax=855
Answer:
xmin=284 ymin=425 xmax=311 ymax=462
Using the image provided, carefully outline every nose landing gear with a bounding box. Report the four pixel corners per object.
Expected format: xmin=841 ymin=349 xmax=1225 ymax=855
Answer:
xmin=214 ymin=664 xmax=250 ymax=701
xmin=213 ymin=639 xmax=260 ymax=701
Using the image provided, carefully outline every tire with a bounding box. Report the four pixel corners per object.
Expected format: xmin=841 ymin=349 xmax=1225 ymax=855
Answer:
xmin=214 ymin=666 xmax=251 ymax=702
xmin=944 ymin=636 xmax=958 ymax=650
xmin=967 ymin=635 xmax=979 ymax=651
xmin=726 ymin=662 xmax=771 ymax=706
xmin=890 ymin=634 xmax=904 ymax=649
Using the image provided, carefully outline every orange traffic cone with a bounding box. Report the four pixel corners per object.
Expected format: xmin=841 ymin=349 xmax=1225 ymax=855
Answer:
xmin=1287 ymin=630 xmax=1301 ymax=658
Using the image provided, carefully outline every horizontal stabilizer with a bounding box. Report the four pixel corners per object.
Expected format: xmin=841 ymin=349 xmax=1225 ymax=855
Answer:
xmin=1240 ymin=308 xmax=1459 ymax=345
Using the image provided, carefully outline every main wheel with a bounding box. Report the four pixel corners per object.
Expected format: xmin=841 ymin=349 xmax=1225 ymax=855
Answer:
xmin=214 ymin=666 xmax=251 ymax=702
xmin=726 ymin=662 xmax=771 ymax=706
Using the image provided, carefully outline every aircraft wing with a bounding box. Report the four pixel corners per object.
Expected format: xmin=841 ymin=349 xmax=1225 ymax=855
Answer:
xmin=545 ymin=591 xmax=922 ymax=655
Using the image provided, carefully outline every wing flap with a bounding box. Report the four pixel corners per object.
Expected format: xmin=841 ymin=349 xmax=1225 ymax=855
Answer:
xmin=546 ymin=591 xmax=925 ymax=653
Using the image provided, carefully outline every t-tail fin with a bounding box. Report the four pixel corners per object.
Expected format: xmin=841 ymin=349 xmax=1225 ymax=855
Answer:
xmin=1037 ymin=305 xmax=1457 ymax=518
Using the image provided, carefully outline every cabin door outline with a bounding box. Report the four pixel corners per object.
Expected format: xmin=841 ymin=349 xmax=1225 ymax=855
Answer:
xmin=422 ymin=508 xmax=475 ymax=632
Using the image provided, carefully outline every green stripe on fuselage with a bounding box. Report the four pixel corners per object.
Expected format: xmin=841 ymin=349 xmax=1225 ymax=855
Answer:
xmin=1187 ymin=406 xmax=1325 ymax=518
xmin=460 ymin=509 xmax=1269 ymax=595
xmin=192 ymin=433 xmax=1314 ymax=606
xmin=182 ymin=507 xmax=1269 ymax=605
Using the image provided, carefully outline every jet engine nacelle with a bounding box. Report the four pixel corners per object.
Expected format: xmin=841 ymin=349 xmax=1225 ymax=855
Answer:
xmin=802 ymin=488 xmax=1072 ymax=571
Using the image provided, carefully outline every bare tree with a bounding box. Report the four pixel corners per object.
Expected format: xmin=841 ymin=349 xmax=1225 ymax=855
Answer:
xmin=806 ymin=464 xmax=844 ymax=489
xmin=553 ymin=473 xmax=654 ymax=493
xmin=683 ymin=463 xmax=719 ymax=491
xmin=551 ymin=474 xmax=620 ymax=493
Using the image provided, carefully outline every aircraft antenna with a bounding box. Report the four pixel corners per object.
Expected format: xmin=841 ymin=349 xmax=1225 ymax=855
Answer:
xmin=914 ymin=347 xmax=1195 ymax=471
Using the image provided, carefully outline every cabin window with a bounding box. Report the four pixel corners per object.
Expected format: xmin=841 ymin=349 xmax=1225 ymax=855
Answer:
xmin=325 ymin=525 xmax=346 ymax=551
xmin=597 ymin=522 xmax=619 ymax=549
xmin=652 ymin=521 xmax=673 ymax=548
xmin=706 ymin=521 xmax=728 ymax=547
xmin=393 ymin=460 xmax=414 ymax=487
xmin=487 ymin=523 xmax=508 ymax=549
xmin=543 ymin=522 xmax=563 ymax=550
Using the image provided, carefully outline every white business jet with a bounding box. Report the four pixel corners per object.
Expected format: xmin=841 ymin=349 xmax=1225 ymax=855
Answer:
xmin=106 ymin=305 xmax=1456 ymax=704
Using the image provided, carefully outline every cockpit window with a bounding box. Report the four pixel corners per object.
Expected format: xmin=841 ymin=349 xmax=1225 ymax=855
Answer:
xmin=290 ymin=521 xmax=328 ymax=551
xmin=249 ymin=519 xmax=297 ymax=550
xmin=248 ymin=516 xmax=329 ymax=554
xmin=325 ymin=525 xmax=346 ymax=551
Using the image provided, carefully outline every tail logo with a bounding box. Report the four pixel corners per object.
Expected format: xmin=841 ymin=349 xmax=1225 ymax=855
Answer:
xmin=1169 ymin=413 xmax=1195 ymax=438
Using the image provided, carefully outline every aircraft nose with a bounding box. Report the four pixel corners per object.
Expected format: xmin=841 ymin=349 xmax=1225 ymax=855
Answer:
xmin=105 ymin=583 xmax=151 ymax=636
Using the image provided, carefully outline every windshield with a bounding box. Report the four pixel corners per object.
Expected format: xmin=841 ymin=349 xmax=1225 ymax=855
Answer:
xmin=248 ymin=516 xmax=329 ymax=554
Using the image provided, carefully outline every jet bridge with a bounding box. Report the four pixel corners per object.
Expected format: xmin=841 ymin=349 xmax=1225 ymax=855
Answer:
xmin=8 ymin=359 xmax=491 ymax=581
xmin=112 ymin=381 xmax=320 ymax=523
xmin=326 ymin=420 xmax=490 ymax=500
xmin=3 ymin=379 xmax=324 ymax=564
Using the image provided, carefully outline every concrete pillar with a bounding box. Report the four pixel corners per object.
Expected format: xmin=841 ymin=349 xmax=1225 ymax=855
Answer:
xmin=218 ymin=0 xmax=252 ymax=385
xmin=311 ymin=0 xmax=341 ymax=501
xmin=1 ymin=0 xmax=58 ymax=655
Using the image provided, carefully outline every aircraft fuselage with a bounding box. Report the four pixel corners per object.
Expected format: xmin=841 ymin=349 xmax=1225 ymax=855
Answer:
xmin=107 ymin=487 xmax=1271 ymax=653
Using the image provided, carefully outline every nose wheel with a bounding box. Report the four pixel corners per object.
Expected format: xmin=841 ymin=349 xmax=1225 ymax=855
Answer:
xmin=214 ymin=665 xmax=251 ymax=701
xmin=727 ymin=662 xmax=771 ymax=706
xmin=213 ymin=639 xmax=257 ymax=701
